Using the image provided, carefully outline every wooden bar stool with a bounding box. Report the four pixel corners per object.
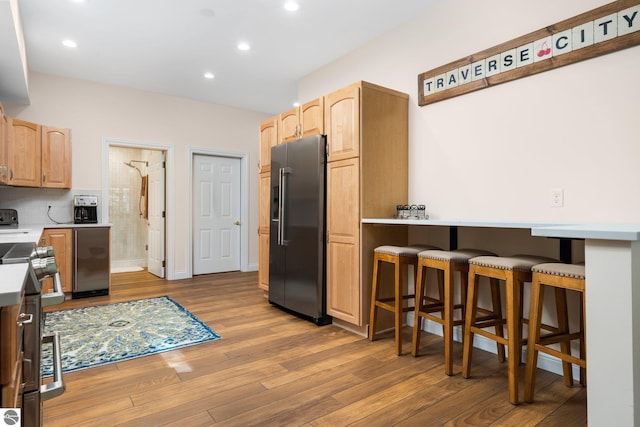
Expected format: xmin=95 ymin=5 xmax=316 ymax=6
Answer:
xmin=525 ymin=263 xmax=586 ymax=403
xmin=411 ymin=249 xmax=496 ymax=376
xmin=369 ymin=244 xmax=439 ymax=355
xmin=462 ymin=254 xmax=556 ymax=404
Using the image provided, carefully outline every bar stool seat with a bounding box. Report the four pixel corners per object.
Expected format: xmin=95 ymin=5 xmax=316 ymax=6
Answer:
xmin=462 ymin=254 xmax=557 ymax=404
xmin=369 ymin=244 xmax=440 ymax=355
xmin=525 ymin=263 xmax=586 ymax=402
xmin=411 ymin=248 xmax=496 ymax=376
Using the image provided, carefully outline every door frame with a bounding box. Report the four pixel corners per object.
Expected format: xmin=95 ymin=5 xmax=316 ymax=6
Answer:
xmin=188 ymin=147 xmax=249 ymax=277
xmin=101 ymin=137 xmax=175 ymax=279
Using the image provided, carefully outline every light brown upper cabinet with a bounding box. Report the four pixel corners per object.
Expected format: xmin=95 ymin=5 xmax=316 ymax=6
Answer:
xmin=278 ymin=98 xmax=324 ymax=144
xmin=259 ymin=116 xmax=278 ymax=173
xmin=42 ymin=126 xmax=72 ymax=188
xmin=6 ymin=118 xmax=71 ymax=188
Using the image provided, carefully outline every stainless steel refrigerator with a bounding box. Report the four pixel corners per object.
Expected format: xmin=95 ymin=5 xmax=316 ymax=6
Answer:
xmin=269 ymin=134 xmax=331 ymax=325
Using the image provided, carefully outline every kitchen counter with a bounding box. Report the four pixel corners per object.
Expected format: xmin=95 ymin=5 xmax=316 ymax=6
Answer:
xmin=0 ymin=263 xmax=28 ymax=306
xmin=363 ymin=218 xmax=640 ymax=425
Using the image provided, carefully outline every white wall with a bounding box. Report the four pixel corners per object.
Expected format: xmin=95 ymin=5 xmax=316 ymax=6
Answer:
xmin=3 ymin=72 xmax=269 ymax=277
xmin=299 ymin=0 xmax=640 ymax=224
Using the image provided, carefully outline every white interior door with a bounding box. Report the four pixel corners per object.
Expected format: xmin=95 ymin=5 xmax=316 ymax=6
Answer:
xmin=147 ymin=151 xmax=166 ymax=278
xmin=193 ymin=154 xmax=241 ymax=275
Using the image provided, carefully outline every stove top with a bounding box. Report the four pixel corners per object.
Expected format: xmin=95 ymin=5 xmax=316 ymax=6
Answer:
xmin=0 ymin=242 xmax=36 ymax=263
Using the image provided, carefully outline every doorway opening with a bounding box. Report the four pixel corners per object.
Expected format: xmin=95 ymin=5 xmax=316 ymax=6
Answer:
xmin=189 ymin=148 xmax=249 ymax=276
xmin=102 ymin=138 xmax=173 ymax=279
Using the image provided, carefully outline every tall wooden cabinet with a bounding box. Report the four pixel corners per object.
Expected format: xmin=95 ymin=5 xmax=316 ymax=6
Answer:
xmin=6 ymin=119 xmax=71 ymax=188
xmin=325 ymin=81 xmax=409 ymax=326
xmin=258 ymin=116 xmax=278 ymax=291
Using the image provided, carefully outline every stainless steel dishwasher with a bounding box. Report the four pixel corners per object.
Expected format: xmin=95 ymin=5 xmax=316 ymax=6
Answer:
xmin=73 ymin=227 xmax=110 ymax=298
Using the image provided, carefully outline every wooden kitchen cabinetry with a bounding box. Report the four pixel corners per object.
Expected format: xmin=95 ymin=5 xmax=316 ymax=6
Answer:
xmin=259 ymin=116 xmax=278 ymax=173
xmin=6 ymin=118 xmax=71 ymax=188
xmin=41 ymin=126 xmax=72 ymax=188
xmin=258 ymin=171 xmax=271 ymax=291
xmin=0 ymin=103 xmax=8 ymax=185
xmin=325 ymin=81 xmax=409 ymax=327
xmin=256 ymin=82 xmax=408 ymax=325
xmin=258 ymin=116 xmax=278 ymax=291
xmin=40 ymin=228 xmax=73 ymax=294
xmin=279 ymin=98 xmax=324 ymax=143
xmin=0 ymin=299 xmax=23 ymax=408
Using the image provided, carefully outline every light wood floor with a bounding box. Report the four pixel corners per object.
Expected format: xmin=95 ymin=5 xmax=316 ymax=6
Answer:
xmin=43 ymin=270 xmax=587 ymax=426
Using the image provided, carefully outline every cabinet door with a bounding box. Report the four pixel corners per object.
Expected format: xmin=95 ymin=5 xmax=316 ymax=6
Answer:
xmin=42 ymin=126 xmax=71 ymax=188
xmin=40 ymin=229 xmax=73 ymax=294
xmin=259 ymin=116 xmax=278 ymax=173
xmin=7 ymin=119 xmax=41 ymax=187
xmin=0 ymin=104 xmax=8 ymax=185
xmin=279 ymin=107 xmax=300 ymax=143
xmin=326 ymin=157 xmax=361 ymax=324
xmin=325 ymin=83 xmax=360 ymax=162
xmin=300 ymin=98 xmax=324 ymax=137
xmin=258 ymin=231 xmax=269 ymax=291
xmin=258 ymin=171 xmax=271 ymax=290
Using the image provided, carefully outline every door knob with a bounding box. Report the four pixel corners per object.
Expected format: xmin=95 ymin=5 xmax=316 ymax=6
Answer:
xmin=234 ymin=220 xmax=241 ymax=225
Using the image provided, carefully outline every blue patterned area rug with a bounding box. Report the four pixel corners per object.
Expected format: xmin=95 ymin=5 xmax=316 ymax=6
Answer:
xmin=42 ymin=296 xmax=221 ymax=376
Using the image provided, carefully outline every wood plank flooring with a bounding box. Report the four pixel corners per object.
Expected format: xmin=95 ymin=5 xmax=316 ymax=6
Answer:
xmin=43 ymin=271 xmax=587 ymax=426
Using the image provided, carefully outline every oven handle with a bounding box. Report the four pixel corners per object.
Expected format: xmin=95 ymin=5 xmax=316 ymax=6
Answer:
xmin=41 ymin=272 xmax=65 ymax=307
xmin=41 ymin=333 xmax=65 ymax=401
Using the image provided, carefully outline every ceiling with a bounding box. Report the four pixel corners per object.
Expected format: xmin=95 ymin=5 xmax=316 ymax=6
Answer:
xmin=0 ymin=0 xmax=439 ymax=114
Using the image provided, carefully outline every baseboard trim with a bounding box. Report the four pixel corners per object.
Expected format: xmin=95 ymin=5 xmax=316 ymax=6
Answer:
xmin=407 ymin=312 xmax=582 ymax=380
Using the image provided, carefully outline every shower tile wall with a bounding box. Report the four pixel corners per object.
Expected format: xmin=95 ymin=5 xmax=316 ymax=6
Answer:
xmin=109 ymin=147 xmax=149 ymax=270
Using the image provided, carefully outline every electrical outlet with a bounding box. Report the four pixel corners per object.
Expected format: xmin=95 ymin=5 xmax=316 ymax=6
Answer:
xmin=551 ymin=188 xmax=564 ymax=207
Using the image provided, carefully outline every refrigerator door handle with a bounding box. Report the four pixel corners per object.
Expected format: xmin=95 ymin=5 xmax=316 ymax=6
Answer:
xmin=279 ymin=167 xmax=291 ymax=246
xmin=277 ymin=168 xmax=284 ymax=246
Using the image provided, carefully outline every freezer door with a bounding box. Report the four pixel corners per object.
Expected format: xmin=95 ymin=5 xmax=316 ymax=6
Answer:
xmin=268 ymin=144 xmax=287 ymax=307
xmin=281 ymin=135 xmax=326 ymax=319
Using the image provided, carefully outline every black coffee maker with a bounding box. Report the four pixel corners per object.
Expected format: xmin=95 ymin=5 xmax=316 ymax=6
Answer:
xmin=74 ymin=195 xmax=98 ymax=224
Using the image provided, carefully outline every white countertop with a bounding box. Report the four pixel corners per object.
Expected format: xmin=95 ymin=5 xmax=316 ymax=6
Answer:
xmin=362 ymin=218 xmax=569 ymax=229
xmin=0 ymin=223 xmax=111 ymax=245
xmin=362 ymin=218 xmax=640 ymax=242
xmin=0 ymin=263 xmax=28 ymax=306
xmin=532 ymin=223 xmax=640 ymax=241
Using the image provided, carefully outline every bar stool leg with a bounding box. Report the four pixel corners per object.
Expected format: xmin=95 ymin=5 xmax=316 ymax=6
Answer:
xmin=369 ymin=254 xmax=381 ymax=341
xmin=524 ymin=275 xmax=543 ymax=402
xmin=443 ymin=265 xmax=455 ymax=376
xmin=411 ymin=261 xmax=426 ymax=356
xmin=394 ymin=256 xmax=402 ymax=356
xmin=490 ymin=277 xmax=506 ymax=362
xmin=555 ymin=287 xmax=574 ymax=387
xmin=462 ymin=268 xmax=479 ymax=379
xmin=506 ymin=275 xmax=521 ymax=404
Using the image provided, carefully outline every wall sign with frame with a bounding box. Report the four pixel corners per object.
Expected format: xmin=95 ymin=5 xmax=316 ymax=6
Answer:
xmin=418 ymin=0 xmax=640 ymax=106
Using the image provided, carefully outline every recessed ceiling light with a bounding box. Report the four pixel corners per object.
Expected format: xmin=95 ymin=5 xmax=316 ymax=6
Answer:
xmin=284 ymin=1 xmax=299 ymax=12
xmin=62 ymin=39 xmax=77 ymax=48
xmin=204 ymin=72 xmax=215 ymax=79
xmin=237 ymin=42 xmax=250 ymax=51
xmin=293 ymin=102 xmax=300 ymax=107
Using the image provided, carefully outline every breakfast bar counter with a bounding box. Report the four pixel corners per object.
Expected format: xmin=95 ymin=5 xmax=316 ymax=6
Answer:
xmin=363 ymin=218 xmax=640 ymax=425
